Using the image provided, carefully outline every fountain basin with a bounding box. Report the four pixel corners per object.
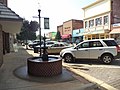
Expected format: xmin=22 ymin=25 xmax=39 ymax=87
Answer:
xmin=27 ymin=56 xmax=62 ymax=77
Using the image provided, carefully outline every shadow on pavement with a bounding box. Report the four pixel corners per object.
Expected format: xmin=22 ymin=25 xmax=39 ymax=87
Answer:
xmin=67 ymin=59 xmax=120 ymax=66
xmin=13 ymin=66 xmax=76 ymax=83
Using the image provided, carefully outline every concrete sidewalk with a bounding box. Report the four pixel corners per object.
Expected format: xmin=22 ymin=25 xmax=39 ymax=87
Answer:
xmin=0 ymin=46 xmax=105 ymax=90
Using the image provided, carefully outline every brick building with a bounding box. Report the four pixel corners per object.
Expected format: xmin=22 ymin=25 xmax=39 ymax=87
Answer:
xmin=0 ymin=0 xmax=23 ymax=67
xmin=63 ymin=19 xmax=83 ymax=35
xmin=111 ymin=0 xmax=120 ymax=24
xmin=57 ymin=25 xmax=63 ymax=36
xmin=57 ymin=19 xmax=83 ymax=41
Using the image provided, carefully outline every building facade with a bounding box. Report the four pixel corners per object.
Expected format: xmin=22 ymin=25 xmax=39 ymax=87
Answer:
xmin=57 ymin=19 xmax=83 ymax=41
xmin=72 ymin=28 xmax=84 ymax=43
xmin=63 ymin=19 xmax=83 ymax=35
xmin=57 ymin=25 xmax=63 ymax=36
xmin=46 ymin=32 xmax=57 ymax=40
xmin=82 ymin=0 xmax=120 ymax=40
xmin=0 ymin=0 xmax=23 ymax=67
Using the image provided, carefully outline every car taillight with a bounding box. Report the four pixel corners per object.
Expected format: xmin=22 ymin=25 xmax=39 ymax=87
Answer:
xmin=116 ymin=45 xmax=120 ymax=52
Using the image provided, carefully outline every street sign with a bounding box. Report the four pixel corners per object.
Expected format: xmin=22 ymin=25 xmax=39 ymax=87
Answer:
xmin=44 ymin=18 xmax=49 ymax=29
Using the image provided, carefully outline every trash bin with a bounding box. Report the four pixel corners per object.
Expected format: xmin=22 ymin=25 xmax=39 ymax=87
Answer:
xmin=34 ymin=47 xmax=38 ymax=53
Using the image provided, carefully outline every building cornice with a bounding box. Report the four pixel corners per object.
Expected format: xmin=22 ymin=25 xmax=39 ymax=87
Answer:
xmin=82 ymin=0 xmax=105 ymax=10
xmin=63 ymin=19 xmax=83 ymax=24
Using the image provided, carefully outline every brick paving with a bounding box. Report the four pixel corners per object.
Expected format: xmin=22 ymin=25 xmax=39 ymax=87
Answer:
xmin=64 ymin=62 xmax=120 ymax=90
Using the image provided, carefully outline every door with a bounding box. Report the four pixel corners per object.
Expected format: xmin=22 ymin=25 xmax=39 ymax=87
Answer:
xmin=89 ymin=41 xmax=104 ymax=59
xmin=74 ymin=42 xmax=90 ymax=59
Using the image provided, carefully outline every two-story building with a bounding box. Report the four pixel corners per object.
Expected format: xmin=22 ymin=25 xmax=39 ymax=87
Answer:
xmin=82 ymin=0 xmax=120 ymax=40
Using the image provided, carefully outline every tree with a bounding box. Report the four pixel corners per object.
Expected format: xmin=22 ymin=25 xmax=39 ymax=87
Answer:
xmin=29 ymin=21 xmax=39 ymax=32
xmin=16 ymin=20 xmax=39 ymax=49
xmin=17 ymin=20 xmax=39 ymax=41
xmin=55 ymin=30 xmax=61 ymax=41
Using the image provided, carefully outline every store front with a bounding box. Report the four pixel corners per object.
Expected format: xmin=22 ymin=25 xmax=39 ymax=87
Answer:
xmin=72 ymin=28 xmax=84 ymax=44
xmin=110 ymin=28 xmax=120 ymax=44
xmin=84 ymin=29 xmax=109 ymax=40
xmin=61 ymin=34 xmax=72 ymax=43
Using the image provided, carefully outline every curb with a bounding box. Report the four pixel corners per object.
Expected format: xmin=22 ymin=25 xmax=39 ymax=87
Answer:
xmin=63 ymin=63 xmax=118 ymax=90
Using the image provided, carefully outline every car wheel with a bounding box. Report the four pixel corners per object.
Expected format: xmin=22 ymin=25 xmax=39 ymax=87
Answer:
xmin=101 ymin=54 xmax=113 ymax=64
xmin=64 ymin=54 xmax=73 ymax=63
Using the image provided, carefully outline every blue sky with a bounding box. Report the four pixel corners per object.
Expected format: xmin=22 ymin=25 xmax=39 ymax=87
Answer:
xmin=8 ymin=0 xmax=96 ymax=35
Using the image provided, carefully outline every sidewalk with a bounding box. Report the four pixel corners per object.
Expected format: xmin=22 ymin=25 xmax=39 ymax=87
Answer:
xmin=0 ymin=46 xmax=105 ymax=90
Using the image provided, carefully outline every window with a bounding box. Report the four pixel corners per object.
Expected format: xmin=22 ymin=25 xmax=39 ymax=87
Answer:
xmin=95 ymin=17 xmax=102 ymax=26
xmin=53 ymin=44 xmax=59 ymax=47
xmin=80 ymin=42 xmax=89 ymax=48
xmin=103 ymin=40 xmax=117 ymax=46
xmin=90 ymin=41 xmax=103 ymax=47
xmin=89 ymin=19 xmax=94 ymax=27
xmin=85 ymin=21 xmax=88 ymax=28
xmin=104 ymin=15 xmax=108 ymax=25
xmin=47 ymin=42 xmax=54 ymax=45
xmin=75 ymin=42 xmax=89 ymax=49
xmin=60 ymin=44 xmax=64 ymax=47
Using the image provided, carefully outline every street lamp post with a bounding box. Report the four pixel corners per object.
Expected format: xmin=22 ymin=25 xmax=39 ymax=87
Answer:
xmin=38 ymin=9 xmax=41 ymax=56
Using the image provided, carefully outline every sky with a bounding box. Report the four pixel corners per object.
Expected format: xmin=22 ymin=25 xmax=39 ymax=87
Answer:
xmin=8 ymin=0 xmax=96 ymax=36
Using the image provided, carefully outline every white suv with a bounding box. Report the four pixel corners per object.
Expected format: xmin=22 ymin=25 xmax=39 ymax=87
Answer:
xmin=60 ymin=39 xmax=120 ymax=64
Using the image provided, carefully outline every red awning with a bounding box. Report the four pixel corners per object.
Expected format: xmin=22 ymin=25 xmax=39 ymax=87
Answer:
xmin=61 ymin=34 xmax=71 ymax=39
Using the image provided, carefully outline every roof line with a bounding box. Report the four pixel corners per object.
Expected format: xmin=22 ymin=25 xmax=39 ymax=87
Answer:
xmin=82 ymin=0 xmax=104 ymax=9
xmin=0 ymin=3 xmax=23 ymax=21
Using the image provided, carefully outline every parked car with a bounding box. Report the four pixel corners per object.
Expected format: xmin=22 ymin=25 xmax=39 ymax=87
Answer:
xmin=34 ymin=42 xmax=71 ymax=54
xmin=28 ymin=40 xmax=43 ymax=48
xmin=33 ymin=41 xmax=58 ymax=53
xmin=34 ymin=41 xmax=57 ymax=49
xmin=46 ymin=42 xmax=71 ymax=54
xmin=60 ymin=38 xmax=120 ymax=64
xmin=41 ymin=41 xmax=57 ymax=47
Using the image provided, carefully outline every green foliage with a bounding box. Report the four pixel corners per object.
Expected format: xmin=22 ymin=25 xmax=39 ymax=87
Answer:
xmin=17 ymin=20 xmax=39 ymax=41
xmin=55 ymin=30 xmax=61 ymax=41
xmin=30 ymin=21 xmax=39 ymax=32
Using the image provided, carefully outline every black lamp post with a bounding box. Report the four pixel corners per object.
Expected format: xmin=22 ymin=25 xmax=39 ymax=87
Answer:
xmin=38 ymin=9 xmax=48 ymax=61
xmin=38 ymin=9 xmax=42 ymax=56
xmin=42 ymin=34 xmax=48 ymax=61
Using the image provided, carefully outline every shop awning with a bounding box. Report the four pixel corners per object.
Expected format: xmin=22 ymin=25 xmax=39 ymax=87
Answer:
xmin=61 ymin=34 xmax=71 ymax=39
xmin=110 ymin=28 xmax=120 ymax=34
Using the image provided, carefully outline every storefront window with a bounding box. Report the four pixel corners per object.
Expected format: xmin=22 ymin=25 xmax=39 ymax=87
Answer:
xmin=85 ymin=21 xmax=88 ymax=28
xmin=89 ymin=19 xmax=94 ymax=27
xmin=104 ymin=15 xmax=108 ymax=25
xmin=95 ymin=17 xmax=102 ymax=26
